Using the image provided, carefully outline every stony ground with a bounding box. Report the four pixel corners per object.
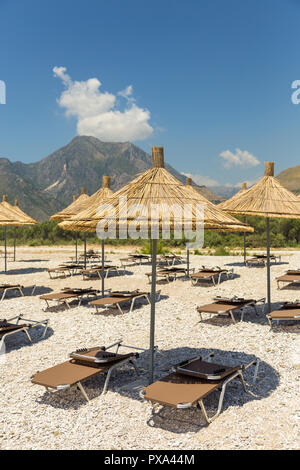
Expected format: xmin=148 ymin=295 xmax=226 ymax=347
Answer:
xmin=0 ymin=246 xmax=299 ymax=450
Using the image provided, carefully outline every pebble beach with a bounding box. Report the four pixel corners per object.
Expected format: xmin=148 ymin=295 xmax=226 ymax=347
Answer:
xmin=0 ymin=246 xmax=299 ymax=450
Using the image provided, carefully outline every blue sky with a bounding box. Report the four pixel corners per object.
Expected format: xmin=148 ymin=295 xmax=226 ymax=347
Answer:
xmin=1 ymin=0 xmax=300 ymax=188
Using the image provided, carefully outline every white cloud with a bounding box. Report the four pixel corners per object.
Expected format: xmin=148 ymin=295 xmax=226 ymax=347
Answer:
xmin=53 ymin=67 xmax=153 ymax=142
xmin=219 ymin=148 xmax=260 ymax=168
xmin=183 ymin=172 xmax=219 ymax=187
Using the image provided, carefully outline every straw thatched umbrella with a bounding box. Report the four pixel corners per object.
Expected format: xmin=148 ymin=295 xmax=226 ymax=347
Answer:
xmin=60 ymin=148 xmax=252 ymax=383
xmin=184 ymin=178 xmax=253 ymax=275
xmin=59 ymin=176 xmax=114 ymax=295
xmin=219 ymin=162 xmax=300 ymax=312
xmin=219 ymin=182 xmax=249 ymax=263
xmin=0 ymin=195 xmax=38 ymax=270
xmin=51 ymin=187 xmax=90 ymax=265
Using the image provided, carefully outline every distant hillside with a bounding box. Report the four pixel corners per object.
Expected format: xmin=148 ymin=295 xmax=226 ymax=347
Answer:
xmin=0 ymin=136 xmax=223 ymax=221
xmin=276 ymin=165 xmax=300 ymax=194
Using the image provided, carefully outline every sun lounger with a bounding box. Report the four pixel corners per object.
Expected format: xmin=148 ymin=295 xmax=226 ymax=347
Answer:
xmin=190 ymin=267 xmax=232 ymax=286
xmin=157 ymin=253 xmax=185 ymax=266
xmin=0 ymin=314 xmax=49 ymax=351
xmin=89 ymin=290 xmax=155 ymax=314
xmin=0 ymin=283 xmax=36 ymax=301
xmin=31 ymin=340 xmax=147 ymax=402
xmin=40 ymin=287 xmax=100 ymax=310
xmin=276 ymin=270 xmax=300 ymax=289
xmin=146 ymin=266 xmax=194 ymax=283
xmin=197 ymin=296 xmax=266 ymax=323
xmin=266 ymin=301 xmax=300 ymax=327
xmin=47 ymin=264 xmax=82 ymax=279
xmin=80 ymin=265 xmax=121 ymax=280
xmin=140 ymin=353 xmax=260 ymax=424
xmin=246 ymin=254 xmax=280 ymax=267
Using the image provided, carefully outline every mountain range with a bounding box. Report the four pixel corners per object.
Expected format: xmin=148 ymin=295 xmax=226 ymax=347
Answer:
xmin=0 ymin=136 xmax=224 ymax=221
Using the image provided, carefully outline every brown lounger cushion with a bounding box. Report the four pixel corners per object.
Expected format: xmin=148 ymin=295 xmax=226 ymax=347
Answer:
xmin=268 ymin=308 xmax=300 ymax=319
xmin=32 ymin=350 xmax=138 ymax=388
xmin=0 ymin=320 xmax=31 ymax=335
xmin=69 ymin=347 xmax=137 ymax=366
xmin=0 ymin=284 xmax=23 ymax=289
xmin=176 ymin=358 xmax=240 ymax=381
xmin=144 ymin=373 xmax=223 ymax=407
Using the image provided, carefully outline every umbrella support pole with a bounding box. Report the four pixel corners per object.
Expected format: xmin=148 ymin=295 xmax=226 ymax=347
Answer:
xmin=243 ymin=233 xmax=246 ymax=265
xmin=84 ymin=234 xmax=87 ymax=269
xmin=4 ymin=227 xmax=7 ymax=273
xmin=149 ymin=238 xmax=157 ymax=384
xmin=101 ymin=239 xmax=105 ymax=297
xmin=75 ymin=232 xmax=78 ymax=263
xmin=266 ymin=217 xmax=271 ymax=313
xmin=14 ymin=227 xmax=16 ymax=262
xmin=187 ymin=248 xmax=190 ymax=278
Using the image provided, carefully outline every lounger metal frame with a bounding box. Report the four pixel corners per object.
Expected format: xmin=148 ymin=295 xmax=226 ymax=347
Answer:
xmin=81 ymin=265 xmax=124 ymax=280
xmin=191 ymin=269 xmax=233 ymax=287
xmin=41 ymin=290 xmax=100 ymax=310
xmin=141 ymin=353 xmax=260 ymax=424
xmin=91 ymin=291 xmax=161 ymax=314
xmin=40 ymin=340 xmax=155 ymax=402
xmin=276 ymin=276 xmax=300 ymax=290
xmin=0 ymin=313 xmax=49 ymax=351
xmin=197 ymin=297 xmax=266 ymax=324
xmin=0 ymin=284 xmax=36 ymax=301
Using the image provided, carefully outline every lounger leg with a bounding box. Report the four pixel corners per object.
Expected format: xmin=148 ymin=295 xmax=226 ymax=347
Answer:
xmin=116 ymin=303 xmax=124 ymax=314
xmin=102 ymin=369 xmax=113 ymax=394
xmin=1 ymin=290 xmax=6 ymax=301
xmin=229 ymin=310 xmax=236 ymax=324
xmin=31 ymin=285 xmax=36 ymax=295
xmin=130 ymin=298 xmax=136 ymax=313
xmin=24 ymin=329 xmax=32 ymax=343
xmin=18 ymin=287 xmax=24 ymax=297
xmin=77 ymin=382 xmax=90 ymax=402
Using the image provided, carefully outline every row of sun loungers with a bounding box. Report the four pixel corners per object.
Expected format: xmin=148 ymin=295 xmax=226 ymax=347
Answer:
xmin=30 ymin=340 xmax=259 ymax=424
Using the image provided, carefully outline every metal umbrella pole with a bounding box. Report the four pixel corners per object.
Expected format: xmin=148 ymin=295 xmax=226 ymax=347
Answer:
xmin=84 ymin=233 xmax=87 ymax=269
xmin=14 ymin=227 xmax=16 ymax=261
xmin=187 ymin=247 xmax=190 ymax=278
xmin=101 ymin=239 xmax=105 ymax=297
xmin=243 ymin=216 xmax=247 ymax=265
xmin=75 ymin=232 xmax=78 ymax=263
xmin=266 ymin=217 xmax=271 ymax=313
xmin=4 ymin=226 xmax=7 ymax=273
xmin=149 ymin=238 xmax=157 ymax=384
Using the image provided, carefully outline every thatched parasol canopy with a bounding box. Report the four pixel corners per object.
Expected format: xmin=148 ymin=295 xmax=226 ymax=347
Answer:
xmin=220 ymin=162 xmax=300 ymax=312
xmin=12 ymin=199 xmax=38 ymax=225
xmin=219 ymin=163 xmax=300 ymax=218
xmin=218 ymin=182 xmax=248 ymax=211
xmin=59 ymin=176 xmax=114 ymax=231
xmin=50 ymin=187 xmax=90 ymax=222
xmin=60 ymin=155 xmax=252 ymax=234
xmin=184 ymin=178 xmax=253 ymax=233
xmin=60 ymin=147 xmax=253 ymax=383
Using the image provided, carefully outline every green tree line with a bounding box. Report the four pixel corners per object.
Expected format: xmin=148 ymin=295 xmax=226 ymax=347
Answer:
xmin=0 ymin=217 xmax=299 ymax=249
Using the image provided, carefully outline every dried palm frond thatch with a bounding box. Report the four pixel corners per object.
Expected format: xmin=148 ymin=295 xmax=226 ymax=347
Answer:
xmin=184 ymin=177 xmax=253 ymax=233
xmin=50 ymin=187 xmax=90 ymax=222
xmin=218 ymin=182 xmax=249 ymax=210
xmin=220 ymin=162 xmax=300 ymax=313
xmin=0 ymin=195 xmax=35 ymax=225
xmin=60 ymin=152 xmax=252 ymax=234
xmin=219 ymin=163 xmax=300 ymax=218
